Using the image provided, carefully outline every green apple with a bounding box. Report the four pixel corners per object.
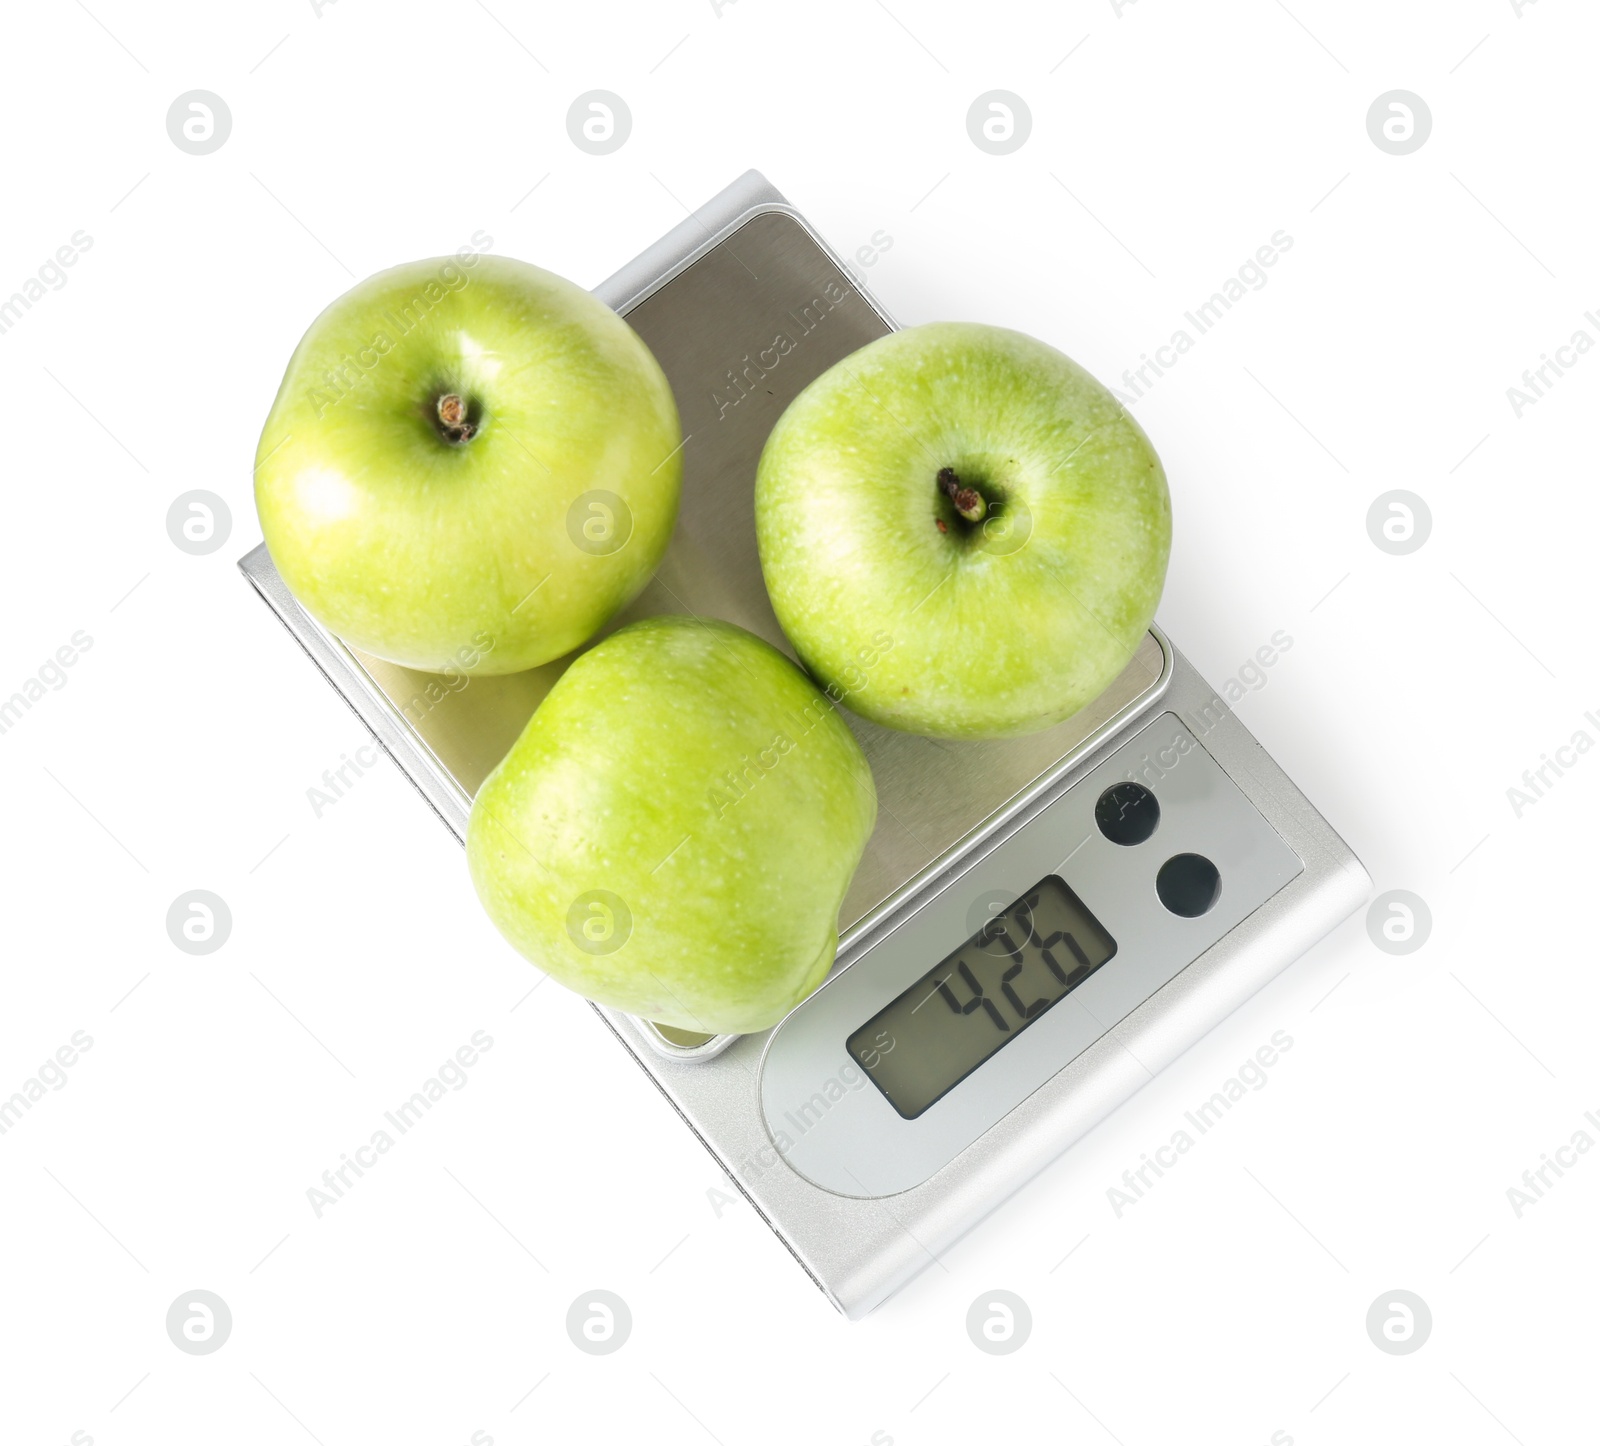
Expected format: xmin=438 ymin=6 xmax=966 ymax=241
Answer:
xmin=754 ymin=321 xmax=1170 ymax=739
xmin=467 ymin=616 xmax=877 ymax=1034
xmin=254 ymin=252 xmax=682 ymax=674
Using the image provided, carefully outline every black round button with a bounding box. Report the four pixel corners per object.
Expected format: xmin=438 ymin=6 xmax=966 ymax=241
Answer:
xmin=1156 ymin=853 xmax=1221 ymax=917
xmin=1096 ymin=782 xmax=1160 ymax=846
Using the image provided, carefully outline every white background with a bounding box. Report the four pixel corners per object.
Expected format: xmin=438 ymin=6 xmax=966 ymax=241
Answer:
xmin=2 ymin=1 xmax=1595 ymax=1442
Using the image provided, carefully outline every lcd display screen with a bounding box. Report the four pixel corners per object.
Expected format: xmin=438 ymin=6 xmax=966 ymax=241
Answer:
xmin=846 ymin=875 xmax=1117 ymax=1120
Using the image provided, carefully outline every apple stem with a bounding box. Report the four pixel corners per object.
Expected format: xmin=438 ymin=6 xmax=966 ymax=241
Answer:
xmin=938 ymin=466 xmax=987 ymax=524
xmin=436 ymin=392 xmax=476 ymax=444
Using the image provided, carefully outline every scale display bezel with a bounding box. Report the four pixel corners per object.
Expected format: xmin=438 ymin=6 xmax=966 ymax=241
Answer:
xmin=756 ymin=713 xmax=1305 ymax=1198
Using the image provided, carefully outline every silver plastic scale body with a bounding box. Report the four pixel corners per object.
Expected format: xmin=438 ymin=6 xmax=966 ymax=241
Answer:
xmin=240 ymin=171 xmax=1370 ymax=1320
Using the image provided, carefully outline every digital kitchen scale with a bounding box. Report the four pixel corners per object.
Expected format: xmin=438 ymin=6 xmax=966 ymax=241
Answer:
xmin=239 ymin=170 xmax=1370 ymax=1319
